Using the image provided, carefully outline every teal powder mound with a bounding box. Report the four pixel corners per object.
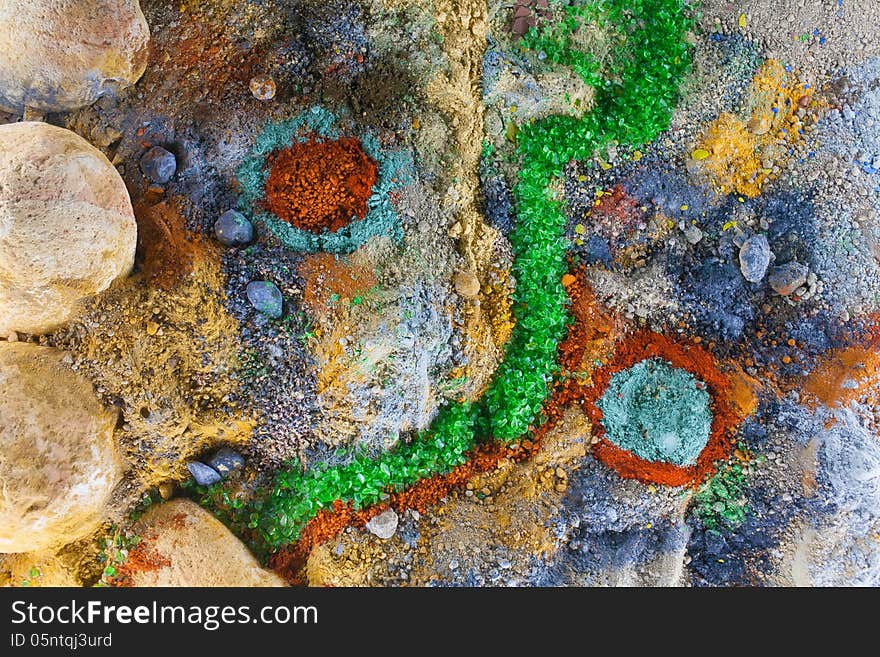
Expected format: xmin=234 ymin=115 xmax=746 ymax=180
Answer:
xmin=597 ymin=358 xmax=712 ymax=466
xmin=236 ymin=106 xmax=409 ymax=254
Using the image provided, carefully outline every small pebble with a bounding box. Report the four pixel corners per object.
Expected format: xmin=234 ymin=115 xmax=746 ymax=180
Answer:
xmin=158 ymin=482 xmax=174 ymax=500
xmin=249 ymin=74 xmax=276 ymax=101
xmin=186 ymin=461 xmax=222 ymax=486
xmin=366 ymin=508 xmax=398 ymax=540
xmin=768 ymin=261 xmax=809 ymax=296
xmin=214 ymin=209 xmax=254 ymax=247
xmin=739 ymin=234 xmax=772 ymax=282
xmin=246 ymin=280 xmax=284 ymax=318
xmin=684 ymin=224 xmax=703 ymax=245
xmin=206 ymin=447 xmax=246 ymax=476
xmin=139 ymin=146 xmax=177 ymax=184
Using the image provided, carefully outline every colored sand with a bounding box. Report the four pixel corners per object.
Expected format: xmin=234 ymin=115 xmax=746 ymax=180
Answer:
xmin=597 ymin=358 xmax=712 ymax=466
xmin=212 ymin=0 xmax=695 ymax=552
xmin=690 ymin=60 xmax=815 ymax=197
xmin=264 ymin=137 xmax=377 ymax=233
xmin=236 ymin=108 xmax=407 ymax=254
xmin=585 ymin=330 xmax=742 ymax=487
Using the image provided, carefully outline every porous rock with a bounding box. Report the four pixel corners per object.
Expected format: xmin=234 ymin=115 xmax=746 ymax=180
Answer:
xmin=0 ymin=0 xmax=150 ymax=113
xmin=126 ymin=500 xmax=287 ymax=587
xmin=0 ymin=122 xmax=137 ymax=335
xmin=0 ymin=342 xmax=123 ymax=553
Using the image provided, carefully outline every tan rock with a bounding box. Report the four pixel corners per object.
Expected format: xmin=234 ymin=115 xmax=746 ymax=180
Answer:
xmin=453 ymin=269 xmax=481 ymax=298
xmin=0 ymin=0 xmax=150 ymax=113
xmin=124 ymin=500 xmax=286 ymax=587
xmin=0 ymin=342 xmax=123 ymax=553
xmin=0 ymin=122 xmax=137 ymax=335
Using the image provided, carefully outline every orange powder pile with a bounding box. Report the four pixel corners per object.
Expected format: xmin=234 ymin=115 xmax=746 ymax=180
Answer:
xmin=264 ymin=137 xmax=378 ymax=233
xmin=135 ymin=198 xmax=212 ymax=290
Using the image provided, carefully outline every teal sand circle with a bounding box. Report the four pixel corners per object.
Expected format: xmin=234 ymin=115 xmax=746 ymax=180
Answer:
xmin=596 ymin=358 xmax=712 ymax=466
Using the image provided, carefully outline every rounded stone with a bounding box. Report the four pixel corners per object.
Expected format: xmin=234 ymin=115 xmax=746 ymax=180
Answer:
xmin=0 ymin=342 xmax=123 ymax=553
xmin=0 ymin=122 xmax=137 ymax=335
xmin=453 ymin=269 xmax=481 ymax=298
xmin=768 ymin=261 xmax=809 ymax=296
xmin=249 ymin=74 xmax=276 ymax=101
xmin=206 ymin=447 xmax=245 ymax=476
xmin=0 ymin=0 xmax=150 ymax=113
xmin=739 ymin=234 xmax=772 ymax=283
xmin=127 ymin=500 xmax=287 ymax=586
xmin=186 ymin=461 xmax=222 ymax=486
xmin=139 ymin=146 xmax=177 ymax=184
xmin=213 ymin=209 xmax=254 ymax=247
xmin=246 ymin=280 xmax=283 ymax=318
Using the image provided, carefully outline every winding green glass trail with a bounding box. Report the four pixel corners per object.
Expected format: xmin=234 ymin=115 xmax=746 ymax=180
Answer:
xmin=223 ymin=0 xmax=693 ymax=551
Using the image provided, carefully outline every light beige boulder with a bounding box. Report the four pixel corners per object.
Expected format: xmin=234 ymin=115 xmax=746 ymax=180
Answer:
xmin=0 ymin=342 xmax=123 ymax=553
xmin=124 ymin=500 xmax=287 ymax=587
xmin=0 ymin=122 xmax=137 ymax=335
xmin=0 ymin=0 xmax=150 ymax=113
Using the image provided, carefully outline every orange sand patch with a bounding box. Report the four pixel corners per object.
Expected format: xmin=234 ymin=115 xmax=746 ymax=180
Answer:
xmin=804 ymin=346 xmax=880 ymax=408
xmin=135 ymin=198 xmax=216 ymax=290
xmin=298 ymin=252 xmax=378 ymax=316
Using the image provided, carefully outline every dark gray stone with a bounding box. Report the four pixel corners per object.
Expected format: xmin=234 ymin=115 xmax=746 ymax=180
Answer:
xmin=246 ymin=280 xmax=283 ymax=318
xmin=214 ymin=210 xmax=254 ymax=247
xmin=139 ymin=146 xmax=177 ymax=183
xmin=186 ymin=461 xmax=222 ymax=486
xmin=206 ymin=447 xmax=245 ymax=476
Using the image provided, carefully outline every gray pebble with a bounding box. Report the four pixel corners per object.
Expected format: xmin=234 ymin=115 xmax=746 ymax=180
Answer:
xmin=246 ymin=281 xmax=283 ymax=318
xmin=187 ymin=461 xmax=222 ymax=486
xmin=684 ymin=224 xmax=703 ymax=245
xmin=214 ymin=210 xmax=254 ymax=247
xmin=739 ymin=234 xmax=772 ymax=282
xmin=206 ymin=447 xmax=245 ymax=476
xmin=139 ymin=146 xmax=177 ymax=183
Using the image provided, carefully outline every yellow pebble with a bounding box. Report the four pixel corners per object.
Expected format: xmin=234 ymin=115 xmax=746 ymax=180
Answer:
xmin=632 ymin=150 xmax=642 ymax=161
xmin=574 ymin=224 xmax=586 ymax=235
xmin=692 ymin=148 xmax=710 ymax=160
xmin=680 ymin=204 xmax=689 ymax=211
xmin=739 ymin=13 xmax=747 ymax=28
